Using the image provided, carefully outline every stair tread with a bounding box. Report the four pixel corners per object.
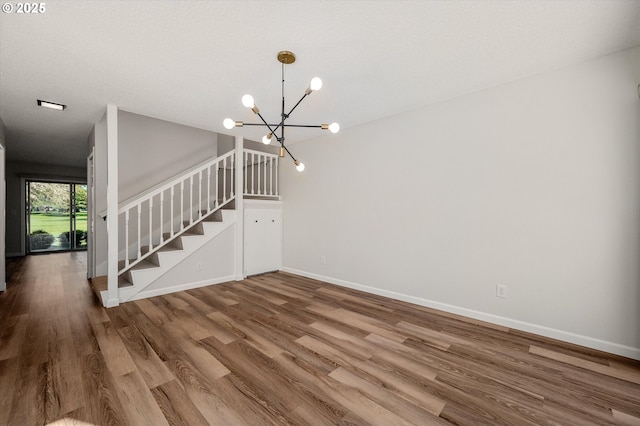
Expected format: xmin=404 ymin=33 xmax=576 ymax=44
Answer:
xmin=91 ymin=276 xmax=108 ymax=293
xmin=158 ymin=244 xmax=182 ymax=252
xmin=91 ymin=275 xmax=132 ymax=292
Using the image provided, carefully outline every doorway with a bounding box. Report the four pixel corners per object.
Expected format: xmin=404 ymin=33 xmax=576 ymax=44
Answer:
xmin=26 ymin=181 xmax=88 ymax=253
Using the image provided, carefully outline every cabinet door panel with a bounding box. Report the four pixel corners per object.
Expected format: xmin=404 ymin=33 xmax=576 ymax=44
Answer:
xmin=244 ymin=210 xmax=265 ymax=276
xmin=244 ymin=208 xmax=282 ymax=276
xmin=263 ymin=210 xmax=282 ymax=272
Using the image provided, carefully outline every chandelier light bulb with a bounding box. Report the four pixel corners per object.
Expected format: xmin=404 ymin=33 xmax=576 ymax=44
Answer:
xmin=310 ymin=77 xmax=322 ymax=91
xmin=262 ymin=133 xmax=273 ymax=145
xmin=295 ymin=160 xmax=305 ymax=172
xmin=241 ymin=94 xmax=255 ymax=108
xmin=329 ymin=122 xmax=340 ymax=133
xmin=223 ymin=118 xmax=235 ymax=129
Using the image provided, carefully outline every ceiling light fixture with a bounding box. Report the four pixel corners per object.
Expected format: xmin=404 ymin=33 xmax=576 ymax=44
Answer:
xmin=224 ymin=51 xmax=339 ymax=172
xmin=37 ymin=99 xmax=66 ymax=111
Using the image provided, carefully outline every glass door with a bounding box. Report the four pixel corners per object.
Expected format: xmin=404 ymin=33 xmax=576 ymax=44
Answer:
xmin=72 ymin=184 xmax=88 ymax=250
xmin=27 ymin=181 xmax=87 ymax=253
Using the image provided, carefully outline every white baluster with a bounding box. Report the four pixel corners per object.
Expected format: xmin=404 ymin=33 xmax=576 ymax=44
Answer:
xmin=189 ymin=175 xmax=194 ymax=225
xmin=148 ymin=197 xmax=154 ymax=251
xmin=197 ymin=170 xmax=202 ymax=218
xmin=170 ymin=186 xmax=175 ymax=238
xmin=125 ymin=209 xmax=130 ymax=269
xmin=223 ymin=157 xmax=227 ymax=203
xmin=207 ymin=167 xmax=211 ymax=213
xmin=267 ymin=156 xmax=272 ymax=195
xmin=180 ymin=181 xmax=184 ymax=230
xmin=230 ymin=153 xmax=235 ymax=198
xmin=244 ymin=151 xmax=248 ymax=195
xmin=252 ymin=153 xmax=256 ymax=194
xmin=275 ymin=156 xmax=279 ymax=196
xmin=137 ymin=204 xmax=142 ymax=259
xmin=160 ymin=192 xmax=164 ymax=244
xmin=263 ymin=154 xmax=267 ymax=195
xmin=259 ymin=154 xmax=263 ymax=195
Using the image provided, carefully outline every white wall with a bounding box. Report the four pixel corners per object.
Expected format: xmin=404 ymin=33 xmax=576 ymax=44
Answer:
xmin=91 ymin=111 xmax=109 ymax=276
xmin=118 ymin=110 xmax=218 ymax=202
xmin=281 ymin=46 xmax=640 ymax=359
xmin=91 ymin=109 xmax=221 ymax=276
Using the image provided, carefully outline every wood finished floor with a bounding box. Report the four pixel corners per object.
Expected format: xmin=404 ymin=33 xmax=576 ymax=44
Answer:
xmin=1 ymin=253 xmax=640 ymax=425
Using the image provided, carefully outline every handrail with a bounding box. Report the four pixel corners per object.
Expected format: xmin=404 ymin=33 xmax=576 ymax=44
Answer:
xmin=119 ymin=151 xmax=234 ymax=214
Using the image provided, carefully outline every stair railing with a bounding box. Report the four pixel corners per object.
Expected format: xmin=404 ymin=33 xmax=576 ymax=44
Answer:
xmin=243 ymin=148 xmax=279 ymax=197
xmin=118 ymin=151 xmax=235 ymax=273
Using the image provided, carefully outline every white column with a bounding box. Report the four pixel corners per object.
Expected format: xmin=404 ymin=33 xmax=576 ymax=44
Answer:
xmin=106 ymin=104 xmax=119 ymax=307
xmin=235 ymin=136 xmax=244 ymax=280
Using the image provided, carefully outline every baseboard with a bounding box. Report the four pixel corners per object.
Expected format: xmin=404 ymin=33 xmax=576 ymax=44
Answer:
xmin=281 ymin=267 xmax=640 ymax=361
xmin=128 ymin=275 xmax=236 ymax=301
xmin=0 ymin=282 xmax=5 ymax=292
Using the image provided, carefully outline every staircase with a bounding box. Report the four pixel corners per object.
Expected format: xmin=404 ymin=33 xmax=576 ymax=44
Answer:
xmin=92 ymin=151 xmax=237 ymax=306
xmin=93 ymin=207 xmax=236 ymax=304
xmin=90 ymin=147 xmax=282 ymax=307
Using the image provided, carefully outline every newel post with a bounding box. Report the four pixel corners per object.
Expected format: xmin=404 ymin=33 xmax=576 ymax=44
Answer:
xmin=235 ymin=135 xmax=244 ymax=280
xmin=106 ymin=104 xmax=119 ymax=307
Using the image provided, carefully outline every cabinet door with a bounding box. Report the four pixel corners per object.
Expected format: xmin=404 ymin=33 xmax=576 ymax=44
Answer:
xmin=263 ymin=210 xmax=282 ymax=272
xmin=244 ymin=209 xmax=264 ymax=276
xmin=244 ymin=209 xmax=282 ymax=276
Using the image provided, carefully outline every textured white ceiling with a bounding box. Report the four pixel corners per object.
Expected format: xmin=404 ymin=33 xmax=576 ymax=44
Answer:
xmin=1 ymin=0 xmax=639 ymax=167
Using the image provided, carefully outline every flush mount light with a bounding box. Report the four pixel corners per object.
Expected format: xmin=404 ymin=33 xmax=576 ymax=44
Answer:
xmin=224 ymin=50 xmax=339 ymax=172
xmin=37 ymin=99 xmax=66 ymax=111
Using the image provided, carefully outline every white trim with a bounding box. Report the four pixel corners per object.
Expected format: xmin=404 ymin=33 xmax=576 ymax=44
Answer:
xmin=127 ymin=276 xmax=235 ymax=301
xmin=281 ymin=267 xmax=640 ymax=361
xmin=87 ymin=148 xmax=95 ymax=280
xmin=19 ymin=177 xmax=26 ymax=256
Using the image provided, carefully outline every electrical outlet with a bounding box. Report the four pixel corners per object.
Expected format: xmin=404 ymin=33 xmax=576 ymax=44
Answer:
xmin=496 ymin=285 xmax=508 ymax=299
xmin=196 ymin=261 xmax=203 ymax=271
xmin=321 ymin=256 xmax=326 ymax=265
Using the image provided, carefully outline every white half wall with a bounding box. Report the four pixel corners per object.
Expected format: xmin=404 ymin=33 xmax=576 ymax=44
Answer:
xmin=92 ymin=111 xmax=109 ymax=276
xmin=281 ymin=46 xmax=640 ymax=359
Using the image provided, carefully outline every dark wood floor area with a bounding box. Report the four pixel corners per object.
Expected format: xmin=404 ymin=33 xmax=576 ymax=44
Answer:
xmin=1 ymin=252 xmax=639 ymax=425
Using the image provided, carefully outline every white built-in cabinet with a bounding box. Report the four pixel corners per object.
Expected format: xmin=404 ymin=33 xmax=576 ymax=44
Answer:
xmin=244 ymin=203 xmax=282 ymax=276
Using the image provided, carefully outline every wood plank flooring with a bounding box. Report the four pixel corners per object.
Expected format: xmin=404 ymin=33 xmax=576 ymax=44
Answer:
xmin=1 ymin=252 xmax=640 ymax=425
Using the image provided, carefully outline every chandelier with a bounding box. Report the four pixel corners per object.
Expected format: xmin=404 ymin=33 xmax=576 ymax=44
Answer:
xmin=223 ymin=51 xmax=339 ymax=172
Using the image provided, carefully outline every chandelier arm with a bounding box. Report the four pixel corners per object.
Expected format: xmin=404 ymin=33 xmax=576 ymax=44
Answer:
xmin=281 ymin=144 xmax=298 ymax=163
xmin=254 ymin=111 xmax=278 ymax=135
xmin=238 ymin=123 xmax=281 ymax=127
xmin=285 ymin=93 xmax=310 ymax=118
xmin=279 ymin=124 xmax=324 ymax=128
